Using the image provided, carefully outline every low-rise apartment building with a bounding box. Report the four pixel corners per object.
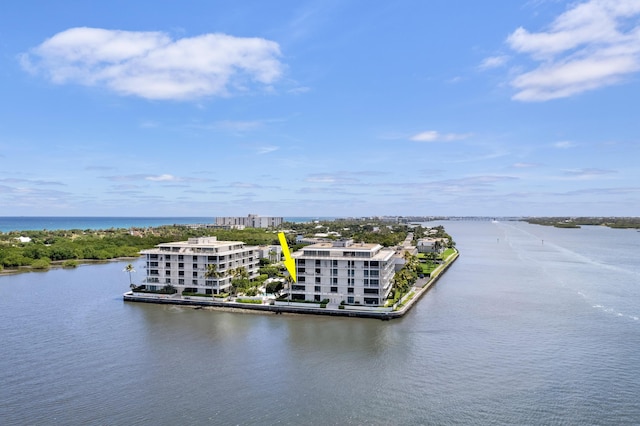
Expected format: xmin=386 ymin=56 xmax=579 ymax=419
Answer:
xmin=290 ymin=239 xmax=395 ymax=306
xmin=140 ymin=237 xmax=259 ymax=294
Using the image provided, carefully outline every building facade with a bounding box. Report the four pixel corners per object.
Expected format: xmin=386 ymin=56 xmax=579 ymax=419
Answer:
xmin=291 ymin=239 xmax=395 ymax=306
xmin=214 ymin=214 xmax=283 ymax=229
xmin=140 ymin=237 xmax=259 ymax=294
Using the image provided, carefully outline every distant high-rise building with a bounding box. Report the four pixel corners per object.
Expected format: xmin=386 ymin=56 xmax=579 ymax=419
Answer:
xmin=214 ymin=214 xmax=283 ymax=229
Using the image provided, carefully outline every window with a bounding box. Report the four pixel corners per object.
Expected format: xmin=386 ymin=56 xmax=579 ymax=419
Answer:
xmin=178 ymin=271 xmax=184 ymax=276
xmin=297 ymin=267 xmax=305 ymax=273
xmin=149 ymin=261 xmax=158 ymax=267
xmin=370 ymin=270 xmax=379 ymax=277
xmin=364 ymin=270 xmax=369 ymax=277
xmin=330 ymin=286 xmax=338 ymax=293
xmin=178 ymin=255 xmax=184 ymax=261
xmin=348 ymin=287 xmax=354 ymax=294
xmin=370 ymin=279 xmax=379 ymax=286
xmin=315 ymin=277 xmax=321 ymax=284
xmin=331 ymin=269 xmax=338 ymax=276
xmin=165 ymin=271 xmax=171 ymax=276
xmin=314 ymin=286 xmax=321 ymax=292
xmin=364 ymin=288 xmax=379 ymax=295
xmin=347 ymin=296 xmax=354 ymax=304
xmin=192 ymin=272 xmax=198 ymax=278
xmin=298 ymin=259 xmax=305 ymax=265
xmin=315 ymin=268 xmax=321 ymax=274
xmin=292 ymin=285 xmax=305 ymax=291
xmin=208 ymin=256 xmax=216 ymax=262
xmin=332 ymin=278 xmax=338 ymax=285
xmin=165 ymin=278 xmax=171 ymax=284
xmin=150 ymin=269 xmax=158 ymax=276
xmin=315 ymin=259 xmax=321 ymax=266
xmin=165 ymin=255 xmax=171 ymax=260
xmin=150 ymin=254 xmax=158 ymax=260
xmin=193 ymin=264 xmax=198 ymax=269
xmin=165 ymin=262 xmax=171 ymax=268
xmin=364 ymin=297 xmax=379 ymax=305
xmin=178 ymin=263 xmax=184 ymax=268
xmin=299 ymin=276 xmax=306 ymax=282
xmin=370 ymin=261 xmax=379 ymax=267
xmin=348 ymin=278 xmax=354 ymax=285
xmin=192 ymin=279 xmax=198 ymax=285
xmin=332 ymin=260 xmax=338 ymax=267
xmin=314 ymin=295 xmax=321 ymax=302
xmin=178 ymin=279 xmax=184 ymax=285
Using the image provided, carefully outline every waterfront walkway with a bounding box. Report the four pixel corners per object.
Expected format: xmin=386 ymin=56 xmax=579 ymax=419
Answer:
xmin=124 ymin=250 xmax=459 ymax=320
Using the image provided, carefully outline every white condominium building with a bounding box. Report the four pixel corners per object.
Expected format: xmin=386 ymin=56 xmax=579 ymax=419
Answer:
xmin=140 ymin=237 xmax=259 ymax=294
xmin=291 ymin=239 xmax=396 ymax=306
xmin=215 ymin=214 xmax=283 ymax=229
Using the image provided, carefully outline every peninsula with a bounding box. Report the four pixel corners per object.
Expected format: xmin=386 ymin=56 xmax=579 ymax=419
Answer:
xmin=122 ymin=219 xmax=458 ymax=320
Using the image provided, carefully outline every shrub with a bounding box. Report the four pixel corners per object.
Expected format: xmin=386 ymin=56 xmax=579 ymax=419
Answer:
xmin=236 ymin=298 xmax=262 ymax=304
xmin=182 ymin=291 xmax=211 ymax=297
xmin=31 ymin=258 xmax=51 ymax=270
xmin=62 ymin=260 xmax=78 ymax=268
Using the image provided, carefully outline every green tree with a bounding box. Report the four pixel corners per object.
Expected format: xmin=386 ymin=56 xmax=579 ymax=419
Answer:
xmin=204 ymin=263 xmax=222 ymax=279
xmin=124 ymin=263 xmax=136 ymax=288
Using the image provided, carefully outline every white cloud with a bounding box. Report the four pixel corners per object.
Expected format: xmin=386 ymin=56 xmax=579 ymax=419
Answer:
xmin=561 ymin=168 xmax=617 ymax=179
xmin=257 ymin=145 xmax=279 ymax=155
xmin=410 ymin=130 xmax=472 ymax=142
xmin=479 ymin=55 xmax=509 ymax=70
xmin=512 ymin=162 xmax=540 ymax=168
xmin=554 ymin=140 xmax=577 ymax=149
xmin=305 ymin=173 xmax=359 ymax=184
xmin=145 ymin=174 xmax=178 ymax=182
xmin=507 ymin=0 xmax=640 ymax=101
xmin=21 ymin=27 xmax=284 ymax=100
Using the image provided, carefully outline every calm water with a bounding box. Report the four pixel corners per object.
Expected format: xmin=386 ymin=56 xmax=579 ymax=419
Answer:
xmin=1 ymin=221 xmax=639 ymax=425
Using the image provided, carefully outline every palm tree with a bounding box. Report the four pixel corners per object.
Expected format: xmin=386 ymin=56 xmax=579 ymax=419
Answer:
xmin=231 ymin=266 xmax=249 ymax=280
xmin=226 ymin=266 xmax=249 ymax=296
xmin=204 ymin=264 xmax=223 ymax=295
xmin=124 ymin=263 xmax=135 ymax=289
xmin=284 ymin=274 xmax=295 ymax=302
xmin=204 ymin=264 xmax=222 ymax=279
xmin=403 ymin=251 xmax=420 ymax=274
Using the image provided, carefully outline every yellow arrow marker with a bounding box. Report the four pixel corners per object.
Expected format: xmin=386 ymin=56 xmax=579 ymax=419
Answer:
xmin=278 ymin=232 xmax=297 ymax=283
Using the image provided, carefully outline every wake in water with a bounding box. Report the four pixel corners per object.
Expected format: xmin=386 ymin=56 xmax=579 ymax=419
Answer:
xmin=498 ymin=222 xmax=640 ymax=323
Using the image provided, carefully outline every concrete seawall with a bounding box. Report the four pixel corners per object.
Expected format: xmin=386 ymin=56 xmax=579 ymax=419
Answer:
xmin=123 ymin=251 xmax=459 ymax=320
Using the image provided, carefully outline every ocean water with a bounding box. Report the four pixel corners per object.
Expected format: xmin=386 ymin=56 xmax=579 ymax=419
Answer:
xmin=0 ymin=216 xmax=320 ymax=233
xmin=0 ymin=220 xmax=638 ymax=425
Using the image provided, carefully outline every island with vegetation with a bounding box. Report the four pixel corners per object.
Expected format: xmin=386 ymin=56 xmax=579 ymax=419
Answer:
xmin=522 ymin=217 xmax=640 ymax=229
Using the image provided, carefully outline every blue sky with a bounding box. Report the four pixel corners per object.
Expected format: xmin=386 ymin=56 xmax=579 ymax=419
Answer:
xmin=1 ymin=0 xmax=639 ymax=217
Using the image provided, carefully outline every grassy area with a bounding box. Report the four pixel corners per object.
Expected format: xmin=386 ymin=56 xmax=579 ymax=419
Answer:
xmin=442 ymin=248 xmax=455 ymax=259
